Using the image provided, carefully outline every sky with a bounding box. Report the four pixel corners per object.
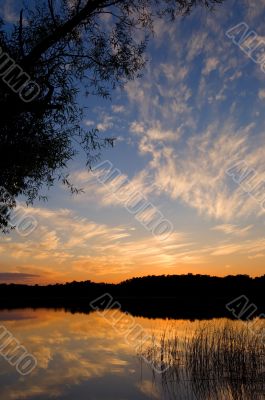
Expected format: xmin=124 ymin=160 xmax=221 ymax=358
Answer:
xmin=1 ymin=0 xmax=265 ymax=284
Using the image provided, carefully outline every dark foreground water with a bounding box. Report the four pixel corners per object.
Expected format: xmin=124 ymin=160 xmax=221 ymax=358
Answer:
xmin=0 ymin=309 xmax=264 ymax=400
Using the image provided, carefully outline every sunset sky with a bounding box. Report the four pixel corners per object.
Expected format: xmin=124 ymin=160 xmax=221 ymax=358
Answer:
xmin=1 ymin=0 xmax=265 ymax=284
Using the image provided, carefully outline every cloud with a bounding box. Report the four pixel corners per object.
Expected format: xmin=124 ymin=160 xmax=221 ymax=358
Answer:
xmin=211 ymin=224 xmax=253 ymax=236
xmin=149 ymin=121 xmax=264 ymax=221
xmin=243 ymin=0 xmax=265 ymax=22
xmin=130 ymin=121 xmax=145 ymax=134
xmin=112 ymin=105 xmax=125 ymax=113
xmin=0 ymin=206 xmax=134 ymax=277
xmin=75 ymin=116 xmax=265 ymax=223
xmin=96 ymin=113 xmax=113 ymax=131
xmin=71 ymin=168 xmax=154 ymax=208
xmin=187 ymin=32 xmax=210 ymax=62
xmin=83 ymin=119 xmax=94 ymax=127
xmin=202 ymin=57 xmax=219 ymax=75
xmin=209 ymin=237 xmax=265 ymax=257
xmin=210 ymin=243 xmax=243 ymax=256
xmin=159 ymin=64 xmax=189 ymax=82
xmin=130 ymin=121 xmax=181 ymax=143
xmin=0 ymin=201 xmax=204 ymax=281
xmin=121 ymin=13 xmax=265 ymax=222
xmin=0 ymin=273 xmax=40 ymax=283
xmin=258 ymin=89 xmax=265 ymax=100
xmin=248 ymin=253 xmax=265 ymax=259
xmin=72 ymin=231 xmax=202 ymax=278
xmin=145 ymin=122 xmax=181 ymax=142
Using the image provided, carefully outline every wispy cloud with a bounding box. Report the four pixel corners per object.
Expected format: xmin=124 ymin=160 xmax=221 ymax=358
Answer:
xmin=0 ymin=273 xmax=40 ymax=283
xmin=211 ymin=224 xmax=253 ymax=236
xmin=112 ymin=105 xmax=125 ymax=113
xmin=96 ymin=113 xmax=113 ymax=131
xmin=202 ymin=57 xmax=219 ymax=75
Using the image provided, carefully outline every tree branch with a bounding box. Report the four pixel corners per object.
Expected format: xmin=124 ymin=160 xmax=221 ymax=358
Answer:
xmin=21 ymin=0 xmax=121 ymax=69
xmin=48 ymin=0 xmax=57 ymax=27
xmin=19 ymin=9 xmax=25 ymax=58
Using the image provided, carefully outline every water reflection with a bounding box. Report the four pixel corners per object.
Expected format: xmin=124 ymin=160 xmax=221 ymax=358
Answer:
xmin=0 ymin=309 xmax=264 ymax=400
xmin=153 ymin=365 xmax=265 ymax=400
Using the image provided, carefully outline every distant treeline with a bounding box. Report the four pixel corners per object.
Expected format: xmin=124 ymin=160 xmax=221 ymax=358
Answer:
xmin=0 ymin=274 xmax=264 ymax=320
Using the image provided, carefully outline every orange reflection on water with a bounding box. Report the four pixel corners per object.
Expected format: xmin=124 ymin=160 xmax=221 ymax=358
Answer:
xmin=0 ymin=308 xmax=264 ymax=400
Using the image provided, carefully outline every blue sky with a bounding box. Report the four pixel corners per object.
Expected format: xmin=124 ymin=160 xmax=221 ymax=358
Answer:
xmin=1 ymin=0 xmax=265 ymax=283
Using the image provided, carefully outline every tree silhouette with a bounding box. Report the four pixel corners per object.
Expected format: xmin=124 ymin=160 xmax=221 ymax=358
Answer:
xmin=0 ymin=274 xmax=264 ymax=319
xmin=0 ymin=0 xmax=224 ymax=231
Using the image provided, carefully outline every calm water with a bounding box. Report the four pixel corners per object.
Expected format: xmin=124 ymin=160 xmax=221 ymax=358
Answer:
xmin=0 ymin=309 xmax=264 ymax=400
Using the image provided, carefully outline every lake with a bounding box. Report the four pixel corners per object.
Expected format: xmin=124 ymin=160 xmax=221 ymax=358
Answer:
xmin=0 ymin=308 xmax=264 ymax=400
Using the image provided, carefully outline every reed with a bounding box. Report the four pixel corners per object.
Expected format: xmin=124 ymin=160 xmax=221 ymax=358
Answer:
xmin=140 ymin=319 xmax=265 ymax=399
